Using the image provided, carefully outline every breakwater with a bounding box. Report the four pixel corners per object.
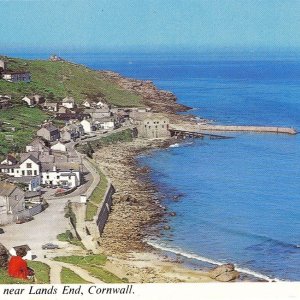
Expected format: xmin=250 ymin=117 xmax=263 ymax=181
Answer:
xmin=170 ymin=124 xmax=297 ymax=135
xmin=198 ymin=125 xmax=297 ymax=135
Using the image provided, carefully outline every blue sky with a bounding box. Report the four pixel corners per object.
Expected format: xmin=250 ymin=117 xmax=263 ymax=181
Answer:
xmin=1 ymin=0 xmax=300 ymax=52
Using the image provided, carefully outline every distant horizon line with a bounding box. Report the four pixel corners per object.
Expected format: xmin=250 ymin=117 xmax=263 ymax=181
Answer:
xmin=1 ymin=46 xmax=300 ymax=56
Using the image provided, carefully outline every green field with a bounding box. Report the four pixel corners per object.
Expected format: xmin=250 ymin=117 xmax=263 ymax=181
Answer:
xmin=57 ymin=230 xmax=85 ymax=249
xmin=54 ymin=255 xmax=124 ymax=283
xmin=0 ymin=56 xmax=142 ymax=155
xmin=0 ymin=106 xmax=50 ymax=155
xmin=0 ymin=56 xmax=143 ymax=107
xmin=60 ymin=267 xmax=91 ymax=284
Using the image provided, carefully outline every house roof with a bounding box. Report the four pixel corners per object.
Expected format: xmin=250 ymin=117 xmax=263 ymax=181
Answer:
xmin=94 ymin=116 xmax=115 ymax=123
xmin=44 ymin=102 xmax=58 ymax=107
xmin=13 ymin=245 xmax=31 ymax=252
xmin=131 ymin=112 xmax=169 ymax=122
xmin=39 ymin=123 xmax=59 ymax=133
xmin=0 ymin=182 xmax=17 ymax=196
xmin=56 ymin=113 xmax=88 ymax=121
xmin=0 ymin=164 xmax=19 ymax=169
xmin=41 ymin=162 xmax=80 ymax=172
xmin=2 ymin=154 xmax=18 ymax=164
xmin=8 ymin=176 xmax=39 ymax=184
xmin=24 ymin=191 xmax=41 ymax=199
xmin=20 ymin=154 xmax=40 ymax=165
xmin=62 ymin=96 xmax=75 ymax=103
xmin=27 ymin=138 xmax=46 ymax=147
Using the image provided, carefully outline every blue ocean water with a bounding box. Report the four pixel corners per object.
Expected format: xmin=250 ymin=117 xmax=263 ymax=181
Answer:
xmin=15 ymin=52 xmax=300 ymax=281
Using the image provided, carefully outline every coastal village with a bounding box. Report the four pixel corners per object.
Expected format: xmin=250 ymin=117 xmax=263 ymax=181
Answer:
xmin=1 ymin=55 xmax=217 ymax=284
xmin=0 ymin=55 xmax=296 ymax=284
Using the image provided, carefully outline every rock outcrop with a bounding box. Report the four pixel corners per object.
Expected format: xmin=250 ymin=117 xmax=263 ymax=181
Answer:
xmin=100 ymin=71 xmax=191 ymax=114
xmin=208 ymin=263 xmax=240 ymax=282
xmin=0 ymin=243 xmax=9 ymax=269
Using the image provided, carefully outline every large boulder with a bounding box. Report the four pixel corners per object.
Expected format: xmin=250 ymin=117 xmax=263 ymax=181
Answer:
xmin=209 ymin=263 xmax=240 ymax=282
xmin=0 ymin=243 xmax=9 ymax=269
xmin=215 ymin=271 xmax=240 ymax=282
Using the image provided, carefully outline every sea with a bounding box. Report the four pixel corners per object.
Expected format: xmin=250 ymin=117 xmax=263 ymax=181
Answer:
xmin=15 ymin=51 xmax=300 ymax=281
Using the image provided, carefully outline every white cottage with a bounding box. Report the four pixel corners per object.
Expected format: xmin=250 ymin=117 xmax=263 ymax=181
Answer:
xmin=80 ymin=119 xmax=95 ymax=134
xmin=62 ymin=96 xmax=75 ymax=109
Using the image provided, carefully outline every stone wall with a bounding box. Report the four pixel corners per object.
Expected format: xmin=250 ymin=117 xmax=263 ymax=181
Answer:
xmin=96 ymin=183 xmax=115 ymax=235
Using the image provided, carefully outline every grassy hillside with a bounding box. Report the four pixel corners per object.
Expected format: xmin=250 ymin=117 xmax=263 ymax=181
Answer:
xmin=0 ymin=56 xmax=143 ymax=107
xmin=0 ymin=55 xmax=143 ymax=155
xmin=0 ymin=106 xmax=52 ymax=155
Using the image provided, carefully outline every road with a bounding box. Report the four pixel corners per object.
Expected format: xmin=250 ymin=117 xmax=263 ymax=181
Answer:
xmin=0 ymin=127 xmax=127 ymax=259
xmin=0 ymin=197 xmax=70 ymax=259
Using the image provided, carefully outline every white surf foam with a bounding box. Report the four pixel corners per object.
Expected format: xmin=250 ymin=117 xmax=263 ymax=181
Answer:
xmin=169 ymin=143 xmax=180 ymax=148
xmin=147 ymin=240 xmax=282 ymax=282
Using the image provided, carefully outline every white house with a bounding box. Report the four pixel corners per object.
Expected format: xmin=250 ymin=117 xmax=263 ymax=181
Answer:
xmin=22 ymin=95 xmax=44 ymax=107
xmin=15 ymin=155 xmax=41 ymax=178
xmin=22 ymin=96 xmax=35 ymax=106
xmin=41 ymin=163 xmax=81 ymax=188
xmin=82 ymin=100 xmax=92 ymax=108
xmin=0 ymin=155 xmax=41 ymax=178
xmin=62 ymin=96 xmax=75 ymax=109
xmin=51 ymin=141 xmax=67 ymax=152
xmin=95 ymin=117 xmax=115 ymax=130
xmin=81 ymin=119 xmax=95 ymax=134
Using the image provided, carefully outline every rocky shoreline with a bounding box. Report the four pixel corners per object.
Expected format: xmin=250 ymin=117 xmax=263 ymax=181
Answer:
xmin=95 ymin=138 xmax=173 ymax=254
xmin=93 ymin=137 xmax=219 ymax=283
xmin=100 ymin=70 xmax=191 ymax=113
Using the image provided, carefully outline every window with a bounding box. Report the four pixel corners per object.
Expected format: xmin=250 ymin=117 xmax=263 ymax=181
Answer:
xmin=34 ymin=170 xmax=37 ymax=175
xmin=27 ymin=163 xmax=32 ymax=168
xmin=22 ymin=171 xmax=25 ymax=176
xmin=46 ymin=175 xmax=49 ymax=179
xmin=27 ymin=170 xmax=32 ymax=176
xmin=57 ymin=176 xmax=60 ymax=179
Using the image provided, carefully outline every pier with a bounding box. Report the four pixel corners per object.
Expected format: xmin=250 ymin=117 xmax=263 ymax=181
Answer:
xmin=197 ymin=125 xmax=297 ymax=135
xmin=169 ymin=124 xmax=297 ymax=138
xmin=169 ymin=129 xmax=232 ymax=139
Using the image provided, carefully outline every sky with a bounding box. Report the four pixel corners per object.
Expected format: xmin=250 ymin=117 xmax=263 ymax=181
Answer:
xmin=0 ymin=0 xmax=300 ymax=53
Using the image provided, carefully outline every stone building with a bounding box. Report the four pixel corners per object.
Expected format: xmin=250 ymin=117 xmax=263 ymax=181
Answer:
xmin=132 ymin=113 xmax=170 ymax=139
xmin=2 ymin=71 xmax=31 ymax=83
xmin=37 ymin=123 xmax=60 ymax=142
xmin=0 ymin=182 xmax=26 ymax=225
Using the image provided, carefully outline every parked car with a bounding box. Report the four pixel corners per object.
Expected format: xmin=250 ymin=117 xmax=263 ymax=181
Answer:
xmin=0 ymin=228 xmax=4 ymax=234
xmin=42 ymin=243 xmax=59 ymax=250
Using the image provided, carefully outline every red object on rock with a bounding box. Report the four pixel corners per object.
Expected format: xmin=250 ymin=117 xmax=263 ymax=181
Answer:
xmin=8 ymin=256 xmax=29 ymax=279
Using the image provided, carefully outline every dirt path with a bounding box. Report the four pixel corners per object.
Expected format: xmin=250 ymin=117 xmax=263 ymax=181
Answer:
xmin=39 ymin=259 xmax=104 ymax=284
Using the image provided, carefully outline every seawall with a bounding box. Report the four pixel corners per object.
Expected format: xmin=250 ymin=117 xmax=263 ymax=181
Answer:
xmin=198 ymin=125 xmax=297 ymax=135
